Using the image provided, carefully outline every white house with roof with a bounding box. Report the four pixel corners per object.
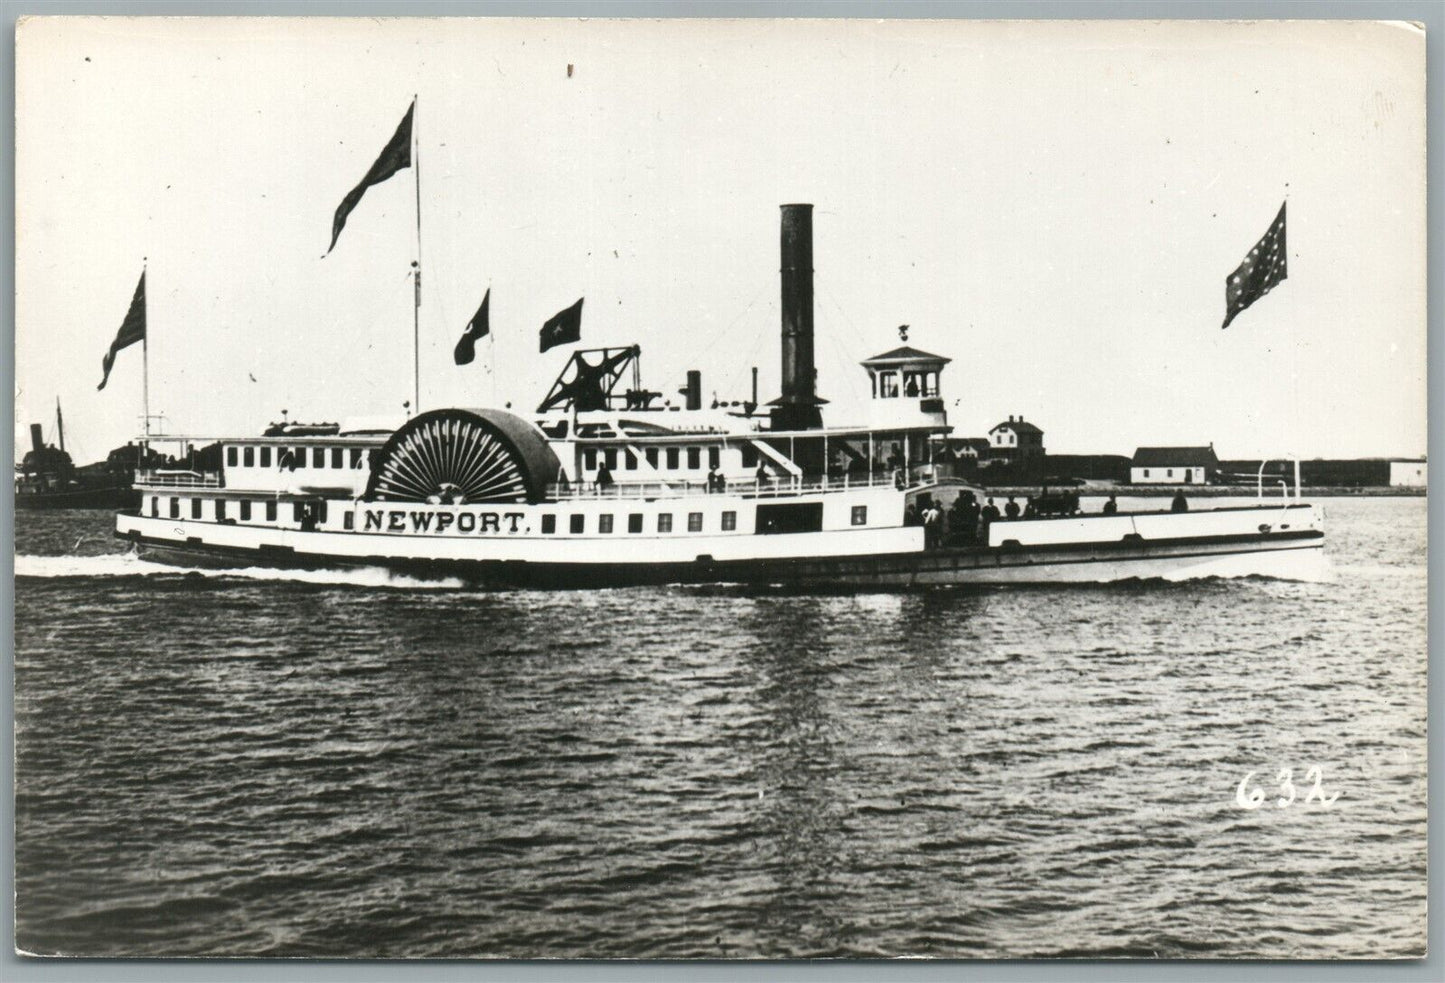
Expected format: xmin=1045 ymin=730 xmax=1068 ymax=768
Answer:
xmin=988 ymin=416 xmax=1045 ymax=460
xmin=1130 ymin=446 xmax=1220 ymax=484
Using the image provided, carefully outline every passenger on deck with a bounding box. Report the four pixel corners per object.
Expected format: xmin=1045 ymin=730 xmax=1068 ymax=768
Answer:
xmin=1004 ymin=496 xmax=1021 ymax=520
xmin=923 ymin=503 xmax=943 ymax=548
xmin=1171 ymin=490 xmax=1189 ymax=513
xmin=904 ymin=503 xmax=920 ymax=527
xmin=706 ymin=466 xmax=720 ymax=492
xmin=755 ymin=463 xmax=770 ymax=489
xmin=1103 ymin=494 xmax=1118 ymax=515
xmin=595 ymin=461 xmax=614 ymax=489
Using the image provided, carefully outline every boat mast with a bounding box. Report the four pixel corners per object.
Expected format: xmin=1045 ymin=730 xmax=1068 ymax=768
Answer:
xmin=56 ymin=397 xmax=64 ymax=454
xmin=412 ymin=93 xmax=422 ymax=412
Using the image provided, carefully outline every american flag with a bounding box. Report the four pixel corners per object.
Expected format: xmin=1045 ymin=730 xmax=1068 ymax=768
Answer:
xmin=1222 ymin=201 xmax=1288 ymax=328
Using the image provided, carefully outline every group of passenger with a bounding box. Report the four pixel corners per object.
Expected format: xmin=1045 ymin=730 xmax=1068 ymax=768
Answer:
xmin=905 ymin=489 xmax=1189 ymax=549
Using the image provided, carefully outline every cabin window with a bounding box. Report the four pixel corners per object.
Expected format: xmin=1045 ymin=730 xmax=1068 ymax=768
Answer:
xmin=350 ymin=448 xmax=363 ymax=468
xmin=331 ymin=448 xmax=344 ymax=469
xmin=1143 ymin=469 xmax=1150 ymax=478
xmin=570 ymin=514 xmax=584 ymax=534
xmin=240 ymin=501 xmax=252 ymax=521
xmin=658 ymin=513 xmax=673 ymax=533
xmin=541 ymin=514 xmax=557 ymax=534
xmin=226 ymin=447 xmax=238 ymax=467
xmin=688 ymin=512 xmax=703 ymax=532
xmin=645 ymin=448 xmax=659 ymax=468
xmin=291 ymin=447 xmax=305 ymax=468
xmin=852 ymin=505 xmax=868 ymax=526
xmin=583 ymin=449 xmax=597 ymax=470
xmin=191 ymin=498 xmax=202 ymax=519
xmin=316 ymin=501 xmax=327 ymax=523
xmin=150 ymin=496 xmax=159 ymax=517
xmin=627 ymin=513 xmax=643 ymax=533
xmin=756 ymin=502 xmax=824 ymax=535
xmin=1167 ymin=469 xmax=1174 ymax=478
xmin=243 ymin=446 xmax=255 ymax=467
xmin=879 ymin=372 xmax=899 ymax=398
xmin=169 ymin=497 xmax=180 ymax=518
xmin=599 ymin=514 xmax=614 ymax=534
xmin=293 ymin=502 xmax=306 ymax=523
xmin=742 ymin=445 xmax=758 ymax=468
xmin=266 ymin=501 xmax=277 ymax=522
xmin=604 ymin=449 xmax=618 ymax=470
xmin=313 ymin=447 xmax=325 ymax=469
xmin=721 ymin=510 xmax=737 ymax=531
xmin=343 ymin=511 xmax=354 ymax=530
xmin=258 ymin=446 xmax=271 ymax=468
xmin=708 ymin=447 xmax=721 ymax=469
xmin=687 ymin=447 xmax=701 ymax=470
xmin=666 ymin=447 xmax=680 ymax=469
xmin=625 ymin=450 xmax=637 ymax=471
xmin=216 ymin=499 xmax=227 ymax=522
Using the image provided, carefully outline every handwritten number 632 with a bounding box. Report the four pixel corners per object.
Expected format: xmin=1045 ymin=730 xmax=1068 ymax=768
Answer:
xmin=1236 ymin=767 xmax=1340 ymax=810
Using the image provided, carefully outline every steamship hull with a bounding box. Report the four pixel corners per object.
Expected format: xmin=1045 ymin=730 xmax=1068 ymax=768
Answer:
xmin=116 ymin=505 xmax=1327 ymax=589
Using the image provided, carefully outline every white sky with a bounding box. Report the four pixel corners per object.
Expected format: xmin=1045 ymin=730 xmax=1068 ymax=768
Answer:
xmin=15 ymin=17 xmax=1426 ymax=463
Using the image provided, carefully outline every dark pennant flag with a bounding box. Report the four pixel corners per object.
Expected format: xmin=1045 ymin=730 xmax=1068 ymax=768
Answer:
xmin=540 ymin=298 xmax=584 ymax=352
xmin=327 ymin=101 xmax=414 ymax=254
xmin=98 ymin=271 xmax=146 ymax=391
xmin=454 ymin=288 xmax=490 ymax=365
xmin=1222 ymin=201 xmax=1288 ymax=328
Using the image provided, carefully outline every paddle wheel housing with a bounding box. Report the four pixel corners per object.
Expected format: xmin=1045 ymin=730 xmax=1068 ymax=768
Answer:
xmin=364 ymin=408 xmax=562 ymax=504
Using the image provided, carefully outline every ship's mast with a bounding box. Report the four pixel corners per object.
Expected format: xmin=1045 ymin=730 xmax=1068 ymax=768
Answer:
xmin=412 ymin=93 xmax=422 ymax=412
xmin=56 ymin=397 xmax=65 ymax=454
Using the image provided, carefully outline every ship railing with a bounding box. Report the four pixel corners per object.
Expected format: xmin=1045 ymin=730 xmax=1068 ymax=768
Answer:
xmin=546 ymin=470 xmax=935 ymax=501
xmin=135 ymin=469 xmax=223 ymax=488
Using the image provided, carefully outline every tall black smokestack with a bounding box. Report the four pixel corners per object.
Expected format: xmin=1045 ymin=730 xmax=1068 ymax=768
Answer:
xmin=771 ymin=203 xmax=825 ymax=430
xmin=29 ymin=423 xmax=44 ymax=457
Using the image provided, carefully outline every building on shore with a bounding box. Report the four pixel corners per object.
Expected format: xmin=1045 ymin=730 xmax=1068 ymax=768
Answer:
xmin=1130 ymin=446 xmax=1219 ymax=485
xmin=1390 ymin=460 xmax=1427 ymax=488
xmin=989 ymin=416 xmax=1045 ymax=461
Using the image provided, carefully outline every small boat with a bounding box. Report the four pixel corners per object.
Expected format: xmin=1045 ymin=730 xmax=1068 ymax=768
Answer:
xmin=114 ymin=205 xmax=1325 ymax=587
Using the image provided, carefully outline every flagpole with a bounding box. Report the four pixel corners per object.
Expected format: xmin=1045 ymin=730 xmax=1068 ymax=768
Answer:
xmin=142 ymin=260 xmax=150 ymax=440
xmin=412 ymin=94 xmax=422 ymax=412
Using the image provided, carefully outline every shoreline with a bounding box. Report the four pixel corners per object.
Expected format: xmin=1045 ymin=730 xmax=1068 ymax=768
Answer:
xmin=978 ymin=485 xmax=1425 ymax=498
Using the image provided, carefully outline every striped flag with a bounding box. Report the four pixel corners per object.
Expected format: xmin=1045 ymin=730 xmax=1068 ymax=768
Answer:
xmin=1222 ymin=201 xmax=1288 ymax=328
xmin=98 ymin=271 xmax=145 ymax=391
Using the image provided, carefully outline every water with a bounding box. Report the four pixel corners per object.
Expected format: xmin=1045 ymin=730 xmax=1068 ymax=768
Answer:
xmin=13 ymin=498 xmax=1427 ymax=958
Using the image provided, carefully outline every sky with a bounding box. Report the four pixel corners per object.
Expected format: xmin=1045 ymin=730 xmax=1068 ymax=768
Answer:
xmin=14 ymin=17 xmax=1427 ymax=465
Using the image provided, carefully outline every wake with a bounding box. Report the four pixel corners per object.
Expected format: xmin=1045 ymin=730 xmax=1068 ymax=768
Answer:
xmin=14 ymin=553 xmax=465 ymax=590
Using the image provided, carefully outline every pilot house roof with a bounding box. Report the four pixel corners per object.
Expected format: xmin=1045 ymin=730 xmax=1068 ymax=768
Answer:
xmin=860 ymin=345 xmax=951 ymax=367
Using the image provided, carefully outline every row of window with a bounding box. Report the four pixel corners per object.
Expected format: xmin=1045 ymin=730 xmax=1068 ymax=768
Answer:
xmin=150 ymin=499 xmax=871 ymax=533
xmin=1139 ymin=468 xmax=1197 ymax=478
xmin=149 ymin=496 xmax=328 ymax=524
xmin=581 ymin=445 xmax=760 ymax=472
xmin=226 ymin=445 xmax=366 ymax=470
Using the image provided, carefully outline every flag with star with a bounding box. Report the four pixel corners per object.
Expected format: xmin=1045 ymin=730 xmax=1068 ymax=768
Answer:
xmin=540 ymin=298 xmax=583 ymax=352
xmin=454 ymin=288 xmax=490 ymax=365
xmin=1222 ymin=201 xmax=1288 ymax=328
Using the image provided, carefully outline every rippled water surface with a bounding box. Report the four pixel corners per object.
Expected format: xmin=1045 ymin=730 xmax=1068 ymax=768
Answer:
xmin=13 ymin=498 xmax=1427 ymax=958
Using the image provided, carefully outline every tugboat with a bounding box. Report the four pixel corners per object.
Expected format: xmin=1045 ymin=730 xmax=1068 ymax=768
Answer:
xmin=16 ymin=401 xmax=138 ymax=510
xmin=114 ymin=205 xmax=1325 ymax=587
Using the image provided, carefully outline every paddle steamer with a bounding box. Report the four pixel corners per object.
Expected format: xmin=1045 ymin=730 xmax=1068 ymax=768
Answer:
xmin=115 ymin=205 xmax=1325 ymax=587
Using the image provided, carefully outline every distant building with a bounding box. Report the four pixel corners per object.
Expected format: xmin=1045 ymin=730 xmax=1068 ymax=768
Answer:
xmin=1131 ymin=446 xmax=1219 ymax=484
xmin=948 ymin=436 xmax=992 ymax=462
xmin=989 ymin=416 xmax=1044 ymax=460
xmin=1390 ymin=460 xmax=1427 ymax=487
